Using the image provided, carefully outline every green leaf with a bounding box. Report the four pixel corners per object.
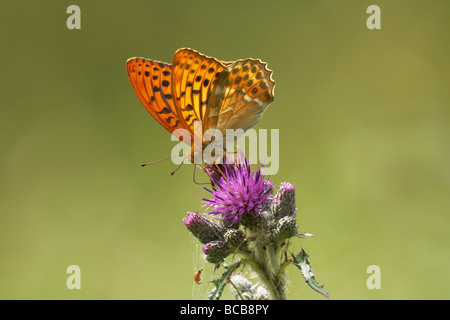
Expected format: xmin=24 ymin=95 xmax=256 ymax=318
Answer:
xmin=292 ymin=249 xmax=329 ymax=298
xmin=207 ymin=260 xmax=241 ymax=300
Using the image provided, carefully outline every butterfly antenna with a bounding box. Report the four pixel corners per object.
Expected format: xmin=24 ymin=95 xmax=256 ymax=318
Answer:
xmin=140 ymin=156 xmax=175 ymax=167
xmin=170 ymin=151 xmax=193 ymax=176
xmin=140 ymin=155 xmax=187 ymax=176
xmin=170 ymin=161 xmax=185 ymax=176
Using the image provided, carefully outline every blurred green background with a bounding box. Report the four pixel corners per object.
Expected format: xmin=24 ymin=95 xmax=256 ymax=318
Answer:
xmin=1 ymin=0 xmax=449 ymax=299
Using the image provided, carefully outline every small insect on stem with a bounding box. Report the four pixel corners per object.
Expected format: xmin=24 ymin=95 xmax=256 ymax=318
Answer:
xmin=194 ymin=268 xmax=204 ymax=285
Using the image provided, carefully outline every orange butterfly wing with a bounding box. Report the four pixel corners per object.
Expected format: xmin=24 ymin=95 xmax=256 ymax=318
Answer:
xmin=126 ymin=57 xmax=188 ymax=139
xmin=171 ymin=48 xmax=228 ymax=135
xmin=204 ymin=58 xmax=275 ymax=135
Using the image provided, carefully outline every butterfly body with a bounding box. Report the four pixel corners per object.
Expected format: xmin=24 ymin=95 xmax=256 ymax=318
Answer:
xmin=126 ymin=48 xmax=275 ymax=164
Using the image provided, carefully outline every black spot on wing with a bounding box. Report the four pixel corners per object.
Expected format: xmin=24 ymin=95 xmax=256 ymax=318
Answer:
xmin=166 ymin=116 xmax=174 ymax=124
xmin=184 ymin=103 xmax=194 ymax=111
xmin=158 ymin=107 xmax=172 ymax=114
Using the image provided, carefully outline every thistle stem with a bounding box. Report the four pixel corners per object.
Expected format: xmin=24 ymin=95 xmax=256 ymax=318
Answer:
xmin=242 ymin=243 xmax=287 ymax=300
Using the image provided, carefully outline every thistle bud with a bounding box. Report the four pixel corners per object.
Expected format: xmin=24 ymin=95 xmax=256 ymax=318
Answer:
xmin=272 ymin=182 xmax=297 ymax=219
xmin=203 ymin=240 xmax=230 ymax=264
xmin=277 ymin=216 xmax=298 ymax=241
xmin=183 ymin=212 xmax=223 ymax=244
xmin=224 ymin=228 xmax=247 ymax=251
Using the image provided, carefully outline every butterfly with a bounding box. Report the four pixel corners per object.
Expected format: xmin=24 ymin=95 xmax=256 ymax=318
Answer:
xmin=126 ymin=48 xmax=275 ymax=165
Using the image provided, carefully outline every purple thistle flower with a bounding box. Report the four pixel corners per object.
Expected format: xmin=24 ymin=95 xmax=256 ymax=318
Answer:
xmin=201 ymin=153 xmax=273 ymax=226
